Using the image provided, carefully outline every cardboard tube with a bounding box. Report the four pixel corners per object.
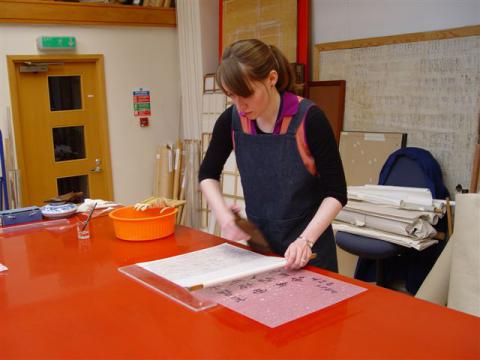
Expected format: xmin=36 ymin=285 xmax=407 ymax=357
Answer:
xmin=177 ymin=144 xmax=187 ymax=224
xmin=157 ymin=145 xmax=174 ymax=198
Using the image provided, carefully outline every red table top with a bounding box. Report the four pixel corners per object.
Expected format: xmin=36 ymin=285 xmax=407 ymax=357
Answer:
xmin=0 ymin=215 xmax=478 ymax=359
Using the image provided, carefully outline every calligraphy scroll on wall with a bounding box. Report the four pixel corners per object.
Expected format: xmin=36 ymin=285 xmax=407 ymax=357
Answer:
xmin=317 ymin=34 xmax=480 ymax=195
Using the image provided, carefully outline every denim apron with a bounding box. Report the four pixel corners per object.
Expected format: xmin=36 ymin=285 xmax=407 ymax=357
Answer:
xmin=232 ymin=98 xmax=338 ymax=272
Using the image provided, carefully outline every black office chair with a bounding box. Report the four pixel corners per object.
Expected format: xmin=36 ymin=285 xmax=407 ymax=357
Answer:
xmin=336 ymin=147 xmax=449 ymax=293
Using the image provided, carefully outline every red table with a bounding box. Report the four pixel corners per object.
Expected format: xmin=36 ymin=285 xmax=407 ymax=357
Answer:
xmin=1 ymin=216 xmax=478 ymax=358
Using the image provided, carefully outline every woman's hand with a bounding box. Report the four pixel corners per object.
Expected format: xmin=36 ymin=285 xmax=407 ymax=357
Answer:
xmin=284 ymin=237 xmax=313 ymax=270
xmin=200 ymin=179 xmax=250 ymax=243
xmin=220 ymin=204 xmax=250 ymax=242
xmin=220 ymin=217 xmax=250 ymax=242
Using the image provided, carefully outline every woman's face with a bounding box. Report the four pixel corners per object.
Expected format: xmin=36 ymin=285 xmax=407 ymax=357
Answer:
xmin=224 ymin=71 xmax=278 ymax=120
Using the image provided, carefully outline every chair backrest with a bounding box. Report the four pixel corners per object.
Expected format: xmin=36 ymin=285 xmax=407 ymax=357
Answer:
xmin=379 ymin=147 xmax=449 ymax=199
xmin=382 ymin=156 xmax=429 ymax=188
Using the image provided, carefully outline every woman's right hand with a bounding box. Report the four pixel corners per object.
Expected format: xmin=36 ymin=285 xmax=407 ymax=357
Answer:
xmin=220 ymin=206 xmax=250 ymax=242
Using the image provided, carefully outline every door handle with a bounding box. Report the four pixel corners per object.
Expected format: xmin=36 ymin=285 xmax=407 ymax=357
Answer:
xmin=90 ymin=158 xmax=103 ymax=173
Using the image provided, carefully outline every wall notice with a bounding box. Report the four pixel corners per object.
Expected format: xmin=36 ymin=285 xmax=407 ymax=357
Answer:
xmin=133 ymin=88 xmax=151 ymax=116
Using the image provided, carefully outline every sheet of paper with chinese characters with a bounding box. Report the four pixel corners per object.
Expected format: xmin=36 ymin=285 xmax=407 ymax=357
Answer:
xmin=195 ymin=268 xmax=367 ymax=328
xmin=136 ymin=243 xmax=286 ymax=288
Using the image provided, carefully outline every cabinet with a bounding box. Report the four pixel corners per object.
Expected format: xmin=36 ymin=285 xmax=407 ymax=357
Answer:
xmin=0 ymin=0 xmax=176 ymax=27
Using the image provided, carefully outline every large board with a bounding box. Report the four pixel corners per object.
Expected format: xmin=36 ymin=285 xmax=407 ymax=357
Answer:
xmin=339 ymin=131 xmax=406 ymax=186
xmin=314 ymin=27 xmax=480 ymax=195
xmin=222 ymin=0 xmax=297 ymax=62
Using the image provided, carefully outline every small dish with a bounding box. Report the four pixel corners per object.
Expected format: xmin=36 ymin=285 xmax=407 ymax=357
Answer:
xmin=41 ymin=203 xmax=78 ymax=219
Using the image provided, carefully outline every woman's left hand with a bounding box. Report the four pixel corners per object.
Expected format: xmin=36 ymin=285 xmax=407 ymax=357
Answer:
xmin=284 ymin=238 xmax=312 ymax=270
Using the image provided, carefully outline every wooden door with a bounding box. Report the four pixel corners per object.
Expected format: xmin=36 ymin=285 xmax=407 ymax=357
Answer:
xmin=7 ymin=55 xmax=113 ymax=206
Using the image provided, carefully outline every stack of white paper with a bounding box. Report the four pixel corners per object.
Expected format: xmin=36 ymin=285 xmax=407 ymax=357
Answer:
xmin=334 ymin=185 xmax=446 ymax=250
xmin=337 ymin=200 xmax=437 ymax=239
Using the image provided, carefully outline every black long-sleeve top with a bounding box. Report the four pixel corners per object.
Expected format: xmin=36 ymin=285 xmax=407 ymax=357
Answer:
xmin=199 ymin=105 xmax=347 ymax=206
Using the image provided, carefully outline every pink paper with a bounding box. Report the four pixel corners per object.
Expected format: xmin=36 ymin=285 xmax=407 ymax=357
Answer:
xmin=195 ymin=269 xmax=367 ymax=328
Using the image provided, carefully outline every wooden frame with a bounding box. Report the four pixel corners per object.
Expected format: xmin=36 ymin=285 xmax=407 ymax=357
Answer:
xmin=313 ymin=25 xmax=480 ymax=80
xmin=7 ymin=54 xmax=114 ymax=205
xmin=0 ymin=0 xmax=176 ymax=27
xmin=203 ymin=74 xmax=215 ymax=93
xmin=306 ymin=80 xmax=346 ymax=144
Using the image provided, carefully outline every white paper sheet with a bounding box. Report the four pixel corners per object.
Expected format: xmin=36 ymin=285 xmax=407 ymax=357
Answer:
xmin=0 ymin=263 xmax=7 ymax=272
xmin=137 ymin=243 xmax=286 ymax=288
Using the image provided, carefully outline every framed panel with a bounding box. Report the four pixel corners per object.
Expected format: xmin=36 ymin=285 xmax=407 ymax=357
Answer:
xmin=203 ymin=74 xmax=215 ymax=93
xmin=339 ymin=131 xmax=407 ymax=186
xmin=306 ymin=80 xmax=346 ymax=144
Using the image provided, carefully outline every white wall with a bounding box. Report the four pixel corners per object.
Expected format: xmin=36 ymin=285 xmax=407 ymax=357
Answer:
xmin=0 ymin=24 xmax=180 ymax=205
xmin=312 ymin=0 xmax=480 ymax=44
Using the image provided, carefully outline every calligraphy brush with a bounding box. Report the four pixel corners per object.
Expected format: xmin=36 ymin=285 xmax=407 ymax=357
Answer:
xmin=81 ymin=202 xmax=97 ymax=231
xmin=234 ymin=213 xmax=317 ymax=259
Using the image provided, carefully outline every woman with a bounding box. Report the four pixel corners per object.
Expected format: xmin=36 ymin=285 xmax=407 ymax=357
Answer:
xmin=199 ymin=39 xmax=347 ymax=271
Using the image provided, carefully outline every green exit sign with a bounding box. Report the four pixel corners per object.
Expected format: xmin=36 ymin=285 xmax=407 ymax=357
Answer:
xmin=37 ymin=36 xmax=76 ymax=50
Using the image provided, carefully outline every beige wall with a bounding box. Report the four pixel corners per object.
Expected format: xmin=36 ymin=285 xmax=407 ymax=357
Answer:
xmin=0 ymin=24 xmax=180 ymax=205
xmin=312 ymin=0 xmax=480 ymax=44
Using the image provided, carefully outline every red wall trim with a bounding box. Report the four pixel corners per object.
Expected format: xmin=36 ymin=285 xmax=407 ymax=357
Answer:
xmin=297 ymin=0 xmax=309 ymax=81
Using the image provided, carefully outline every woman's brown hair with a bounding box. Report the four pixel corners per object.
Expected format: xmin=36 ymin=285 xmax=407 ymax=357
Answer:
xmin=216 ymin=39 xmax=293 ymax=97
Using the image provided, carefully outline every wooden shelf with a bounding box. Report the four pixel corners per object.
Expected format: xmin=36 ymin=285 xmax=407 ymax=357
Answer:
xmin=0 ymin=0 xmax=176 ymax=27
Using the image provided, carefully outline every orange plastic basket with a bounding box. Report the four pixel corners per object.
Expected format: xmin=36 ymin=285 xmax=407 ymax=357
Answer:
xmin=109 ymin=206 xmax=178 ymax=241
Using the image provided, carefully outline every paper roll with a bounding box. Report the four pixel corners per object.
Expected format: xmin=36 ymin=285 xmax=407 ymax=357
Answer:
xmin=157 ymin=145 xmax=174 ymax=198
xmin=172 ymin=144 xmax=182 ymax=200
